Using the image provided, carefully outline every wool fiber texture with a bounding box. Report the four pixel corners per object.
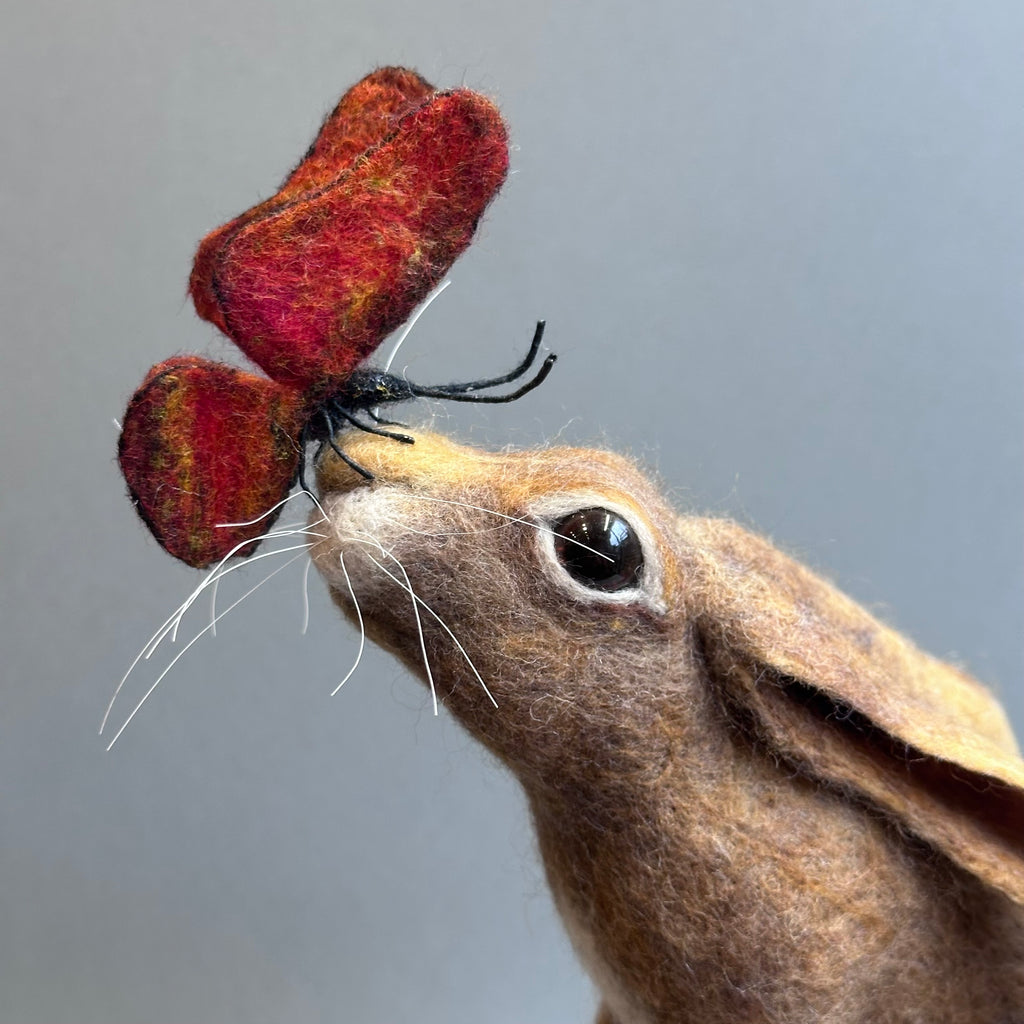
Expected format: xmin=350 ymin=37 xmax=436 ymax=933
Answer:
xmin=118 ymin=67 xmax=508 ymax=567
xmin=117 ymin=357 xmax=309 ymax=567
xmin=312 ymin=429 xmax=1024 ymax=1024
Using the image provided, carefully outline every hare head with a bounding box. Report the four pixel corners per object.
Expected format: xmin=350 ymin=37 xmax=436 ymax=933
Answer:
xmin=311 ymin=428 xmax=1024 ymax=1024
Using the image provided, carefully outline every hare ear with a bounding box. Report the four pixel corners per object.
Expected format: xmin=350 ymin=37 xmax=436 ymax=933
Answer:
xmin=682 ymin=517 xmax=1024 ymax=905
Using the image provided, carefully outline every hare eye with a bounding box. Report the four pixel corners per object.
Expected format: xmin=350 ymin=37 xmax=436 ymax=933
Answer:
xmin=552 ymin=508 xmax=644 ymax=592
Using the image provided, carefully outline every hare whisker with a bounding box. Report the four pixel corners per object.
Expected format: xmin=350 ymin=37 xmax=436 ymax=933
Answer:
xmin=170 ymin=532 xmax=325 ymax=643
xmin=376 ymin=511 xmax=512 ymax=540
xmin=402 ymin=493 xmax=615 ymax=563
xmin=163 ymin=523 xmax=316 ymax=647
xmin=329 ymin=552 xmax=366 ymax=696
xmin=105 ymin=550 xmax=312 ymax=751
xmin=210 ymin=574 xmax=221 ymax=638
xmin=102 ymin=532 xmax=318 ymax=736
xmin=214 ymin=488 xmax=330 ymax=529
xmin=208 ymin=519 xmax=324 ymax=637
xmin=381 ymin=278 xmax=451 ymax=374
xmin=300 ymin=556 xmax=313 ymax=636
xmin=355 ymin=538 xmax=498 ymax=711
xmin=395 ymin=556 xmax=437 ymax=716
xmin=359 ymin=548 xmax=437 ymax=716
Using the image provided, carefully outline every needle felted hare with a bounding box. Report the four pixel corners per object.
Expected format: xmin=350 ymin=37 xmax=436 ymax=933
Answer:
xmin=310 ymin=428 xmax=1024 ymax=1024
xmin=106 ymin=62 xmax=1021 ymax=1019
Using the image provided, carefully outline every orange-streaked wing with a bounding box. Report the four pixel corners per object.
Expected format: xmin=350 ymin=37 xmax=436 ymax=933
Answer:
xmin=190 ymin=67 xmax=435 ymax=330
xmin=118 ymin=357 xmax=310 ymax=568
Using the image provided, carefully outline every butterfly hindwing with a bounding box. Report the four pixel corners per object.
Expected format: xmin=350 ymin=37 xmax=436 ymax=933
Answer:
xmin=118 ymin=357 xmax=310 ymax=568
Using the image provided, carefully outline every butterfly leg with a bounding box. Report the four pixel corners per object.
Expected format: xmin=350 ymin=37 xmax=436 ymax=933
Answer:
xmin=364 ymin=408 xmax=410 ymax=428
xmin=302 ymin=409 xmax=375 ymax=483
xmin=324 ymin=433 xmax=374 ymax=479
xmin=329 ymin=405 xmax=416 ymax=445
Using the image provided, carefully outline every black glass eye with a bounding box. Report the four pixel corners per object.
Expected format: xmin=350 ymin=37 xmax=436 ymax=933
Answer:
xmin=551 ymin=508 xmax=644 ymax=593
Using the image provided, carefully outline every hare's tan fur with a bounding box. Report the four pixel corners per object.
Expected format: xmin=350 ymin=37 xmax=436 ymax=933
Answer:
xmin=312 ymin=429 xmax=1024 ymax=1024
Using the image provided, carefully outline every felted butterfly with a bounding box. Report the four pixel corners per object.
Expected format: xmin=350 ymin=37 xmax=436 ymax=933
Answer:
xmin=118 ymin=67 xmax=553 ymax=570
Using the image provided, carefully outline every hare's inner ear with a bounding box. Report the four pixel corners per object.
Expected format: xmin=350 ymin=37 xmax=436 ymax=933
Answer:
xmin=685 ymin=518 xmax=1024 ymax=906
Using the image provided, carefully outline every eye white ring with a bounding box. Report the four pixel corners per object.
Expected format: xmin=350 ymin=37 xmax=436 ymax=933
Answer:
xmin=528 ymin=492 xmax=666 ymax=613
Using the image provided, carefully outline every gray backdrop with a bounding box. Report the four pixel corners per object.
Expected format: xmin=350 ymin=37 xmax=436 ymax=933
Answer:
xmin=2 ymin=2 xmax=1021 ymax=1022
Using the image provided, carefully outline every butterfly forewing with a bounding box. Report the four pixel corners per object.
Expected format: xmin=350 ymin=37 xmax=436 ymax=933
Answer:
xmin=204 ymin=89 xmax=509 ymax=391
xmin=190 ymin=67 xmax=435 ymax=332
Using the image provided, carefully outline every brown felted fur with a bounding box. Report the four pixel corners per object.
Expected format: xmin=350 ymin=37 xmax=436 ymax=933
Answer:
xmin=310 ymin=429 xmax=1024 ymax=1024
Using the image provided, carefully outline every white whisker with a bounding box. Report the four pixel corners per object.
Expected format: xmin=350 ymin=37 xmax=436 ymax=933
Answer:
xmin=105 ymin=484 xmax=333 ymax=739
xmin=105 ymin=551 xmax=310 ymax=751
xmin=382 ymin=279 xmax=451 ymax=374
xmin=163 ymin=525 xmax=312 ymax=647
xmin=402 ymin=493 xmax=615 ymax=562
xmin=210 ymin=574 xmax=221 ymax=638
xmin=267 ymin=517 xmax=322 ymax=533
xmin=306 ymin=492 xmax=331 ymax=527
xmin=330 ymin=552 xmax=366 ymax=696
xmin=364 ymin=551 xmax=437 ymax=716
xmin=300 ymin=557 xmax=313 ymax=636
xmin=167 ymin=531 xmax=318 ymax=645
xmin=376 ymin=511 xmax=511 ymax=540
xmin=102 ymin=534 xmax=316 ymax=736
xmin=359 ymin=545 xmax=498 ymax=710
xmin=215 ymin=489 xmax=325 ymax=529
xmin=350 ymin=529 xmax=387 ymax=558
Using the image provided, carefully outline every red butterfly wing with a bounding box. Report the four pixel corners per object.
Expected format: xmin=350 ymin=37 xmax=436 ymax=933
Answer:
xmin=118 ymin=358 xmax=310 ymax=568
xmin=121 ymin=70 xmax=510 ymax=568
xmin=190 ymin=67 xmax=435 ymax=331
xmin=196 ymin=88 xmax=509 ymax=391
